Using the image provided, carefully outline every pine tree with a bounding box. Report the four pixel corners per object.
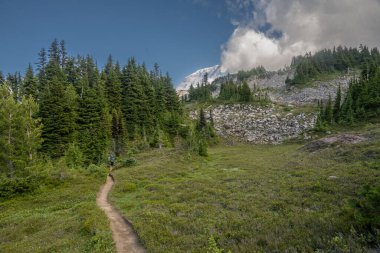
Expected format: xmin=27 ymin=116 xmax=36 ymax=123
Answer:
xmin=324 ymin=95 xmax=333 ymax=125
xmin=104 ymin=55 xmax=122 ymax=110
xmin=39 ymin=61 xmax=77 ymax=157
xmin=197 ymin=108 xmax=207 ymax=132
xmin=77 ymin=82 xmax=111 ymax=163
xmin=59 ymin=40 xmax=67 ymax=68
xmin=22 ymin=64 xmax=38 ymax=99
xmin=7 ymin=72 xmax=21 ymax=101
xmin=37 ymin=48 xmax=48 ymax=96
xmin=48 ymin=38 xmax=60 ymax=64
xmin=343 ymin=92 xmax=354 ymax=124
xmin=240 ymin=81 xmax=252 ymax=102
xmin=121 ymin=58 xmax=144 ymax=138
xmin=333 ymin=85 xmax=342 ymax=123
xmin=0 ymin=71 xmax=4 ymax=84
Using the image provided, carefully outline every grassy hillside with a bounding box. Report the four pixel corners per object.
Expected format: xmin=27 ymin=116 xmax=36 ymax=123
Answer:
xmin=0 ymin=173 xmax=115 ymax=253
xmin=110 ymin=124 xmax=380 ymax=252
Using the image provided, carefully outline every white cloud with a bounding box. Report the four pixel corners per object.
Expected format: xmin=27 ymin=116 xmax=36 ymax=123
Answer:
xmin=221 ymin=0 xmax=380 ymax=72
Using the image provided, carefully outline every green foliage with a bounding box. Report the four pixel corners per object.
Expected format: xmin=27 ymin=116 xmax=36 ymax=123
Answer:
xmin=39 ymin=62 xmax=78 ymax=158
xmin=316 ymin=62 xmax=380 ymax=129
xmin=124 ymin=157 xmax=137 ymax=167
xmin=0 ymin=173 xmax=115 ymax=252
xmin=110 ymin=132 xmax=380 ymax=252
xmin=207 ymin=236 xmax=224 ymax=253
xmin=218 ymin=79 xmax=269 ymax=104
xmin=121 ymin=182 xmax=137 ymax=193
xmin=64 ymin=143 xmax=84 ymax=169
xmin=21 ymin=64 xmax=38 ymax=99
xmin=236 ymin=65 xmax=266 ymax=82
xmin=347 ymin=184 xmax=380 ymax=243
xmin=198 ymin=139 xmax=208 ymax=157
xmin=0 ymin=175 xmax=39 ymax=199
xmin=86 ymin=164 xmax=107 ymax=178
xmin=0 ymin=85 xmax=42 ymax=176
xmin=289 ymin=45 xmax=380 ymax=85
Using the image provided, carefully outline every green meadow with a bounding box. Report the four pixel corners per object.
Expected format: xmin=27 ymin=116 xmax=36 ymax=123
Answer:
xmin=110 ymin=124 xmax=380 ymax=252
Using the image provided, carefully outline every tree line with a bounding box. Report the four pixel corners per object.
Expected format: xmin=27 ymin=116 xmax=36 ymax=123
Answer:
xmin=287 ymin=45 xmax=380 ymax=85
xmin=316 ymin=62 xmax=380 ymax=129
xmin=0 ymin=39 xmax=184 ymax=179
xmin=185 ymin=74 xmax=269 ymax=104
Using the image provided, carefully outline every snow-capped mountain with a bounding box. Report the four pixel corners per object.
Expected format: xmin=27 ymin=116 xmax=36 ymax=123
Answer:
xmin=176 ymin=65 xmax=225 ymax=95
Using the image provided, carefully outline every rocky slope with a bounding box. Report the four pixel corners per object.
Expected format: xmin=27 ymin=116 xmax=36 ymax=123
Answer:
xmin=190 ymin=104 xmax=316 ymax=144
xmin=248 ymin=72 xmax=352 ymax=105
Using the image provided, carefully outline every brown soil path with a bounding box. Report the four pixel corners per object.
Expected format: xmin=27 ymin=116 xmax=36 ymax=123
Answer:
xmin=97 ymin=174 xmax=146 ymax=253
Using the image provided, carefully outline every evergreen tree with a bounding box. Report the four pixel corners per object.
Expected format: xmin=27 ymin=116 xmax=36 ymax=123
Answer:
xmin=39 ymin=61 xmax=77 ymax=157
xmin=324 ymin=95 xmax=333 ymax=125
xmin=37 ymin=48 xmax=48 ymax=96
xmin=22 ymin=64 xmax=38 ymax=99
xmin=239 ymin=81 xmax=252 ymax=102
xmin=77 ymin=81 xmax=111 ymax=163
xmin=48 ymin=38 xmax=60 ymax=64
xmin=121 ymin=58 xmax=143 ymax=138
xmin=59 ymin=40 xmax=67 ymax=68
xmin=104 ymin=55 xmax=122 ymax=110
xmin=0 ymin=71 xmax=4 ymax=84
xmin=333 ymin=85 xmax=342 ymax=123
xmin=197 ymin=108 xmax=207 ymax=132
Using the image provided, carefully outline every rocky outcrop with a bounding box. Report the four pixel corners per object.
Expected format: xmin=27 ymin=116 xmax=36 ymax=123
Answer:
xmin=248 ymin=72 xmax=353 ymax=106
xmin=191 ymin=104 xmax=316 ymax=144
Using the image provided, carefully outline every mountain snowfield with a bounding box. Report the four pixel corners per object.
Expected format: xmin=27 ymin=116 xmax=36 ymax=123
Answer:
xmin=176 ymin=65 xmax=225 ymax=96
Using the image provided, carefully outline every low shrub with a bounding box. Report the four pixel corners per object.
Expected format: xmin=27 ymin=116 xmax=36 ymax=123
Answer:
xmin=121 ymin=182 xmax=137 ymax=192
xmin=347 ymin=184 xmax=380 ymax=244
xmin=0 ymin=176 xmax=39 ymax=199
xmin=124 ymin=158 xmax=137 ymax=167
xmin=86 ymin=164 xmax=107 ymax=178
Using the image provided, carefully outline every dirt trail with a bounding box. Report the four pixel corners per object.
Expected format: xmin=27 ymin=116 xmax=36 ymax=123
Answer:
xmin=97 ymin=174 xmax=146 ymax=253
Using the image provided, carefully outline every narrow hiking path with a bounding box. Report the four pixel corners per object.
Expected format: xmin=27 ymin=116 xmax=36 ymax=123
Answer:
xmin=97 ymin=174 xmax=146 ymax=253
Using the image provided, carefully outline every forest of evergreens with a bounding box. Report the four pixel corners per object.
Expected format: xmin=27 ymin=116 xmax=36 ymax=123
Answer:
xmin=316 ymin=61 xmax=380 ymax=129
xmin=287 ymin=45 xmax=380 ymax=85
xmin=186 ymin=75 xmax=269 ymax=104
xmin=0 ymin=39 xmax=197 ymax=198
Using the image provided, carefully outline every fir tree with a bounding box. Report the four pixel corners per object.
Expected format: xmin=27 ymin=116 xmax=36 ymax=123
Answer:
xmin=333 ymin=85 xmax=342 ymax=123
xmin=39 ymin=61 xmax=77 ymax=157
xmin=37 ymin=48 xmax=48 ymax=96
xmin=59 ymin=40 xmax=67 ymax=68
xmin=22 ymin=64 xmax=38 ymax=99
xmin=121 ymin=58 xmax=143 ymax=138
xmin=197 ymin=108 xmax=207 ymax=132
xmin=0 ymin=71 xmax=4 ymax=84
xmin=324 ymin=95 xmax=333 ymax=125
xmin=48 ymin=38 xmax=60 ymax=64
xmin=239 ymin=81 xmax=252 ymax=102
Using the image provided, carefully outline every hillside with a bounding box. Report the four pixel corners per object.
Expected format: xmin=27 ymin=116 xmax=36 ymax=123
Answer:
xmin=1 ymin=42 xmax=379 ymax=253
xmin=109 ymin=123 xmax=380 ymax=252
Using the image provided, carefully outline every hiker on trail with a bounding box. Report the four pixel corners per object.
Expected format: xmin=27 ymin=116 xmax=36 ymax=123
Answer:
xmin=108 ymin=152 xmax=116 ymax=169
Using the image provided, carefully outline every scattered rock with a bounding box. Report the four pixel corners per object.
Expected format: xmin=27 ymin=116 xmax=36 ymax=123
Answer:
xmin=191 ymin=104 xmax=316 ymax=144
xmin=302 ymin=134 xmax=367 ymax=152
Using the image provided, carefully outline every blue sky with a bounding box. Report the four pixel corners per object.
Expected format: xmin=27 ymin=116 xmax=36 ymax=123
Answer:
xmin=0 ymin=0 xmax=235 ymax=85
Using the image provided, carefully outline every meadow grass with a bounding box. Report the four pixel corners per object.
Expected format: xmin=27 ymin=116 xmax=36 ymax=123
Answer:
xmin=0 ymin=172 xmax=115 ymax=253
xmin=110 ymin=125 xmax=380 ymax=252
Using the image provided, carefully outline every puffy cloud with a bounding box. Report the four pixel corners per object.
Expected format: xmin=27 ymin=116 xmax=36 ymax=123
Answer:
xmin=221 ymin=0 xmax=380 ymax=72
